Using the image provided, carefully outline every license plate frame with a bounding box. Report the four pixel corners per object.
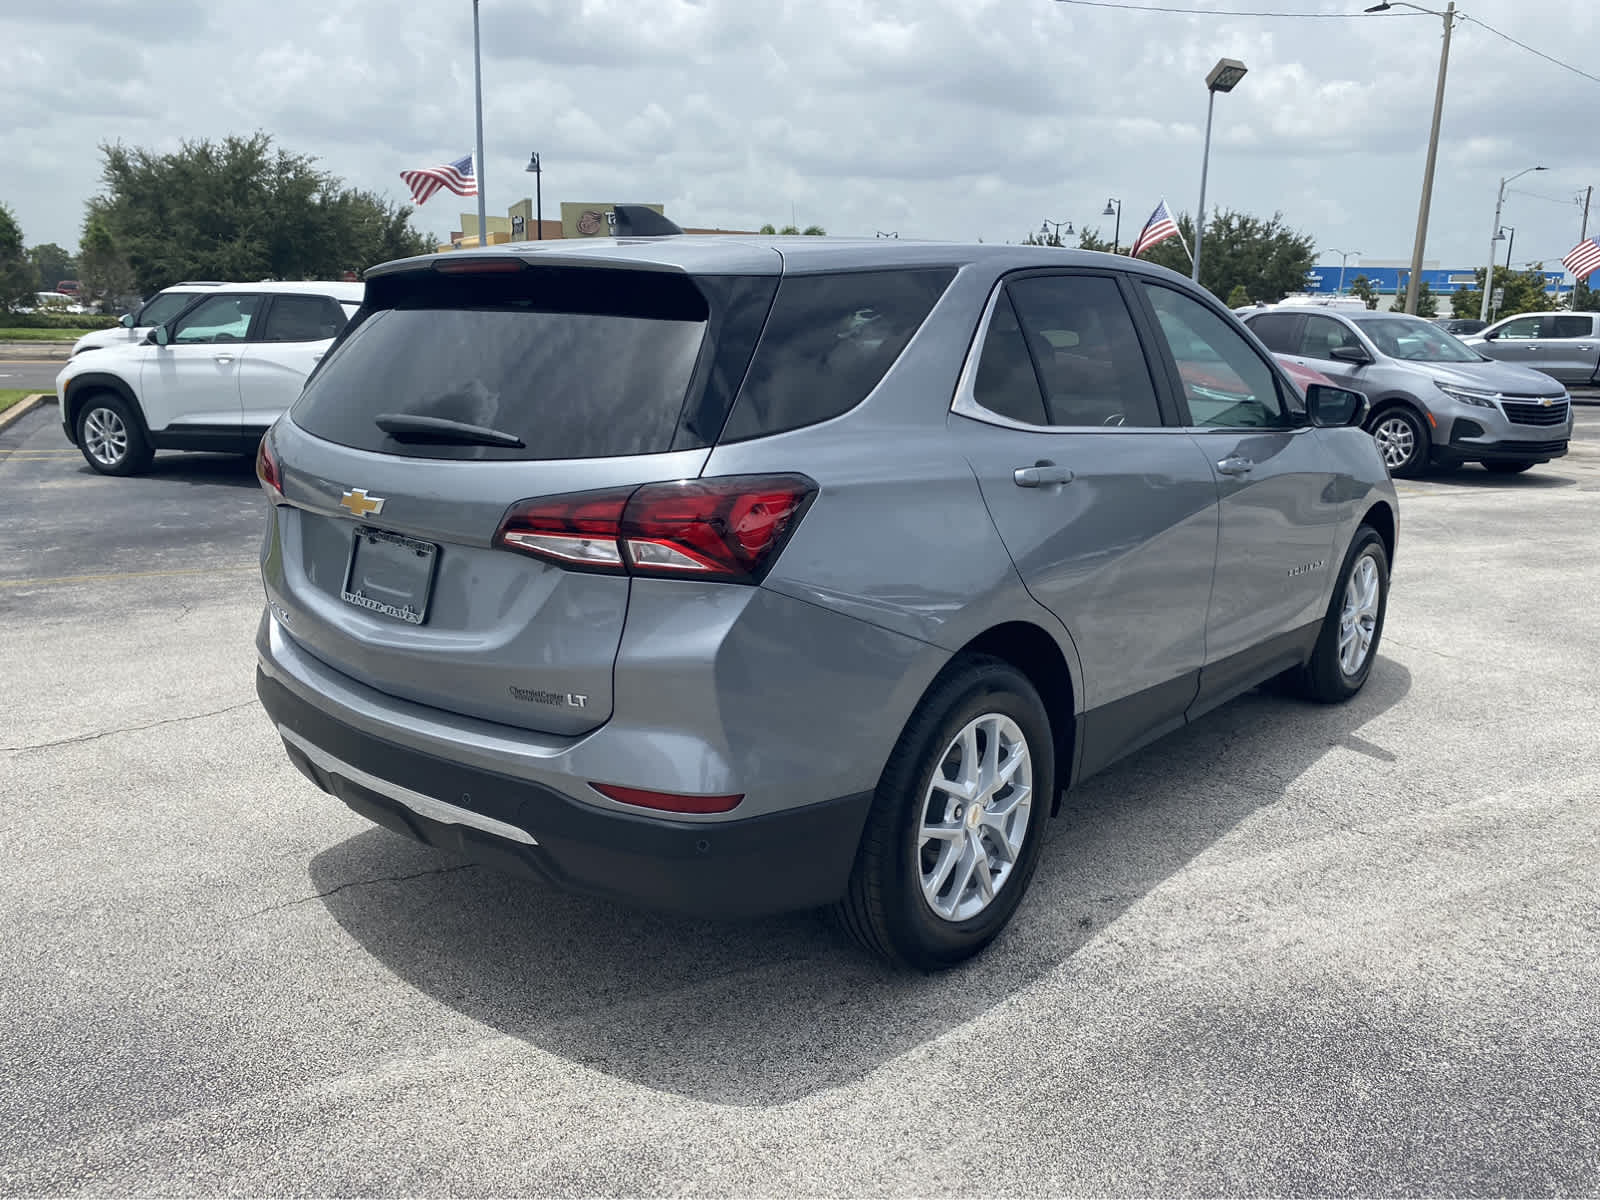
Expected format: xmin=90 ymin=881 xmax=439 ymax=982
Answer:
xmin=340 ymin=527 xmax=439 ymax=626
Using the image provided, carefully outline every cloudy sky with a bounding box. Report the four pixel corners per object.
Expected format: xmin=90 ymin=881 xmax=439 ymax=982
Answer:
xmin=3 ymin=0 xmax=1596 ymax=276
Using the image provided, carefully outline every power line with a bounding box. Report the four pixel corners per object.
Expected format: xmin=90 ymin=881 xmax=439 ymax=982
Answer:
xmin=1506 ymin=188 xmax=1588 ymax=208
xmin=1053 ymin=0 xmax=1422 ymax=15
xmin=1459 ymin=15 xmax=1600 ymax=87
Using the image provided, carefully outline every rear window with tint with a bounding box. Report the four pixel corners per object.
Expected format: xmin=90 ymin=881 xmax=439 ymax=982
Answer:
xmin=719 ymin=268 xmax=955 ymax=442
xmin=292 ymin=268 xmax=719 ymax=461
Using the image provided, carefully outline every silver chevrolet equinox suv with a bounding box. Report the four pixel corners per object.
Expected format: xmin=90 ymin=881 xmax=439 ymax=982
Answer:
xmin=255 ymin=224 xmax=1399 ymax=969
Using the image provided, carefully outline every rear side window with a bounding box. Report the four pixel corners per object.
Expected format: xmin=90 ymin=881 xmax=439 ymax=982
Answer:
xmin=260 ymin=295 xmax=347 ymax=343
xmin=1245 ymin=312 xmax=1300 ymax=353
xmin=1551 ymin=315 xmax=1593 ymax=339
xmin=718 ymin=268 xmax=954 ymax=442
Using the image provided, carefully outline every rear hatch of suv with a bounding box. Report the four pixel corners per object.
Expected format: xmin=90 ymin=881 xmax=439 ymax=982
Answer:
xmin=260 ymin=252 xmax=786 ymax=736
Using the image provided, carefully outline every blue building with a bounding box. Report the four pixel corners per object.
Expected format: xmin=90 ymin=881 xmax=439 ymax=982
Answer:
xmin=1303 ymin=264 xmax=1566 ymax=298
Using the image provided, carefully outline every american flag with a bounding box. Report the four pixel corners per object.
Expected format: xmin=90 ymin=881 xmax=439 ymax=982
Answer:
xmin=1131 ymin=200 xmax=1181 ymax=258
xmin=399 ymin=155 xmax=477 ymax=205
xmin=1562 ymin=237 xmax=1600 ymax=283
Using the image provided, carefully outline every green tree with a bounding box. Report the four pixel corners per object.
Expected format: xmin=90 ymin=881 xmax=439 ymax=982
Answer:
xmin=1451 ymin=265 xmax=1555 ymax=320
xmin=1389 ymin=278 xmax=1438 ymax=317
xmin=760 ymin=223 xmax=824 ymax=236
xmin=0 ymin=202 xmax=36 ymax=310
xmin=78 ymin=214 xmax=135 ymax=310
xmin=28 ymin=242 xmax=78 ymax=292
xmin=88 ymin=132 xmax=433 ymax=292
xmin=1073 ymin=226 xmax=1118 ymax=253
xmin=1134 ymin=208 xmax=1315 ymax=305
xmin=1021 ymin=230 xmax=1066 ymax=248
xmin=1226 ymin=284 xmax=1250 ymax=308
xmin=1348 ymin=274 xmax=1378 ymax=309
xmin=1570 ymin=277 xmax=1598 ymax=312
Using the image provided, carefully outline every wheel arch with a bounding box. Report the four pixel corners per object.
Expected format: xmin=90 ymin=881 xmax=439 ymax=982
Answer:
xmin=952 ymin=621 xmax=1076 ymax=816
xmin=62 ymin=373 xmax=146 ymax=442
xmin=1360 ymin=499 xmax=1397 ymax=569
xmin=1365 ymin=393 xmax=1433 ymax=434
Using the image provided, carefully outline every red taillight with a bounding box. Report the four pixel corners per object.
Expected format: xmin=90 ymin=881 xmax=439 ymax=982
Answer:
xmin=256 ymin=437 xmax=284 ymax=502
xmin=494 ymin=475 xmax=815 ymax=583
xmin=589 ymin=782 xmax=744 ymax=815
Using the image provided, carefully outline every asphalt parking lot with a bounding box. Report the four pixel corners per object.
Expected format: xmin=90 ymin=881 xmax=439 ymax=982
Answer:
xmin=2 ymin=400 xmax=1598 ymax=1195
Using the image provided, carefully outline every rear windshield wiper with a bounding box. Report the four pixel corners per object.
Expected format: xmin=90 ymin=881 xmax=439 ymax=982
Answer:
xmin=374 ymin=413 xmax=525 ymax=448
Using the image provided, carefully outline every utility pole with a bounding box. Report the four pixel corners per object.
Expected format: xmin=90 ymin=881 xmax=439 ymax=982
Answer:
xmin=1583 ymin=186 xmax=1593 ymax=243
xmin=1407 ymin=2 xmax=1453 ymax=314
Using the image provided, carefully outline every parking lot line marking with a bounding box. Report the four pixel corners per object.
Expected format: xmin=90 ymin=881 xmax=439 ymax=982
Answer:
xmin=0 ymin=565 xmax=257 ymax=589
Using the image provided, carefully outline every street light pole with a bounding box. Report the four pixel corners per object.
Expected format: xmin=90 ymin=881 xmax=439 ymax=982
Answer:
xmin=1103 ymin=198 xmax=1122 ymax=255
xmin=525 ymin=152 xmax=542 ymax=239
xmin=1365 ymin=1 xmax=1456 ymax=315
xmin=1040 ymin=219 xmax=1074 ymax=246
xmin=1499 ymin=225 xmax=1516 ymax=274
xmin=472 ymin=0 xmax=489 ymax=250
xmin=1324 ymin=248 xmax=1362 ymax=295
xmin=1480 ymin=166 xmax=1545 ymax=323
xmin=1193 ymin=58 xmax=1247 ymax=284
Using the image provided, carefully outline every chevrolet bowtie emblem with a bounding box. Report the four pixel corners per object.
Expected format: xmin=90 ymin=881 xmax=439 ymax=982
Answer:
xmin=340 ymin=488 xmax=385 ymax=518
xmin=1540 ymin=397 xmax=1553 ymax=407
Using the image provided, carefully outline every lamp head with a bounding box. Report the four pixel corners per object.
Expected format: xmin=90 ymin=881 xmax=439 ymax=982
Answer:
xmin=1206 ymin=58 xmax=1248 ymax=92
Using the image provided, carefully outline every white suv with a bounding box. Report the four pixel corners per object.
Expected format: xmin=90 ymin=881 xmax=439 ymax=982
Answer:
xmin=68 ymin=282 xmax=225 ymax=358
xmin=56 ymin=281 xmax=364 ymax=475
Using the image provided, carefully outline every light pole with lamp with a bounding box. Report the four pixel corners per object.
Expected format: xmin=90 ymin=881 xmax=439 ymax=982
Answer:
xmin=1103 ymin=199 xmax=1122 ymax=255
xmin=1497 ymin=225 xmax=1516 ymax=274
xmin=1364 ymin=1 xmax=1458 ymax=315
xmin=524 ymin=152 xmax=542 ymax=239
xmin=1192 ymin=58 xmax=1248 ymax=283
xmin=1324 ymin=248 xmax=1362 ymax=295
xmin=1480 ymin=166 xmax=1546 ymax=323
xmin=1040 ymin=219 xmax=1074 ymax=247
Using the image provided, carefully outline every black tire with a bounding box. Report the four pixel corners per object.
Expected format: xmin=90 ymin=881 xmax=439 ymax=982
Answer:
xmin=75 ymin=393 xmax=153 ymax=476
xmin=1282 ymin=525 xmax=1390 ymax=704
xmin=835 ymin=654 xmax=1055 ymax=970
xmin=1366 ymin=405 xmax=1430 ymax=478
xmin=1482 ymin=459 xmax=1536 ymax=475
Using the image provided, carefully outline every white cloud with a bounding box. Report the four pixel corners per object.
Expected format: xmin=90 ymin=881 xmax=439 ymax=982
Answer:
xmin=1 ymin=0 xmax=1594 ymax=271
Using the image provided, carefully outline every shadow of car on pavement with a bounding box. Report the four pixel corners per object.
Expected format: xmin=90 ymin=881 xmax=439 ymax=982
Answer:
xmin=308 ymin=657 xmax=1412 ymax=1108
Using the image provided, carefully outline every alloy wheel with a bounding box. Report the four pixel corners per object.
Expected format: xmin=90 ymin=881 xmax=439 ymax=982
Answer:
xmin=917 ymin=713 xmax=1033 ymax=922
xmin=1339 ymin=551 xmax=1382 ymax=676
xmin=83 ymin=406 xmax=129 ymax=467
xmin=1372 ymin=416 xmax=1416 ymax=471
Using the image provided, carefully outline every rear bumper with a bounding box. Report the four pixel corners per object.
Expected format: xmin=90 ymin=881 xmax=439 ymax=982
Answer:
xmin=257 ymin=668 xmax=873 ymax=918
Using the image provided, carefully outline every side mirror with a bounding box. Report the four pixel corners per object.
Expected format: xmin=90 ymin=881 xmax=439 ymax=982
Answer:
xmin=1306 ymin=383 xmax=1369 ymax=428
xmin=119 ymin=312 xmax=135 ymax=328
xmin=146 ymin=326 xmax=169 ymax=346
xmin=1329 ymin=345 xmax=1373 ymax=365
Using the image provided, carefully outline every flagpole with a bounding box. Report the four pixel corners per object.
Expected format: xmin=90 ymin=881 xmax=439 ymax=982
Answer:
xmin=472 ymin=0 xmax=488 ymax=249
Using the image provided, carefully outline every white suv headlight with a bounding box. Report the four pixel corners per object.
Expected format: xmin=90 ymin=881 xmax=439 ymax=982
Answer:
xmin=1435 ymin=382 xmax=1498 ymax=409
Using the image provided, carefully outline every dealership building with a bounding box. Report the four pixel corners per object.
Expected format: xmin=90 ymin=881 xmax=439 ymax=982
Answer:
xmin=1302 ymin=259 xmax=1567 ymax=299
xmin=446 ymin=199 xmax=757 ymax=248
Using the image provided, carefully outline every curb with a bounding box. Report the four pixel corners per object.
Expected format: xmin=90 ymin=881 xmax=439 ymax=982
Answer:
xmin=0 ymin=393 xmax=52 ymax=435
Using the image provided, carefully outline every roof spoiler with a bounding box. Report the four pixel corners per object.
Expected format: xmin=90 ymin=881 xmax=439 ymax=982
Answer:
xmin=613 ymin=205 xmax=684 ymax=238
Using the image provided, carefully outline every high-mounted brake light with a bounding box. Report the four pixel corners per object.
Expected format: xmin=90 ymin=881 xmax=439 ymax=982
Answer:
xmin=255 ymin=437 xmax=285 ymax=503
xmin=494 ymin=475 xmax=816 ymax=584
xmin=432 ymin=258 xmax=527 ymax=274
xmin=589 ymin=782 xmax=744 ymax=815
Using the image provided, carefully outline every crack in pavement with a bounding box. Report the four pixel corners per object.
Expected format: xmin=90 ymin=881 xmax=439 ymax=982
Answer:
xmin=0 ymin=700 xmax=258 ymax=755
xmin=236 ymin=863 xmax=480 ymax=922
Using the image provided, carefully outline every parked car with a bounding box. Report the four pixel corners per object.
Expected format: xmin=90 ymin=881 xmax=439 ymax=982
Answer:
xmin=1433 ymin=317 xmax=1487 ymax=336
xmin=1462 ymin=312 xmax=1600 ymax=387
xmin=69 ymin=282 xmax=226 ymax=358
xmin=253 ymin=236 xmax=1397 ymax=969
xmin=55 ymin=280 xmax=363 ymax=475
xmin=1242 ymin=306 xmax=1573 ymax=476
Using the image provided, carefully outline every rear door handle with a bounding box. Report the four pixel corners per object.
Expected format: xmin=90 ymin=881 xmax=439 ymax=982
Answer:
xmin=1013 ymin=462 xmax=1075 ymax=488
xmin=1216 ymin=456 xmax=1254 ymax=477
xmin=214 ymin=353 xmax=234 ymax=364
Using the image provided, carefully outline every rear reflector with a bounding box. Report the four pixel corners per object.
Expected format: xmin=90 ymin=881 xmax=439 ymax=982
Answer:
xmin=589 ymin=782 xmax=744 ymax=815
xmin=495 ymin=475 xmax=816 ymax=583
xmin=256 ymin=437 xmax=284 ymax=502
